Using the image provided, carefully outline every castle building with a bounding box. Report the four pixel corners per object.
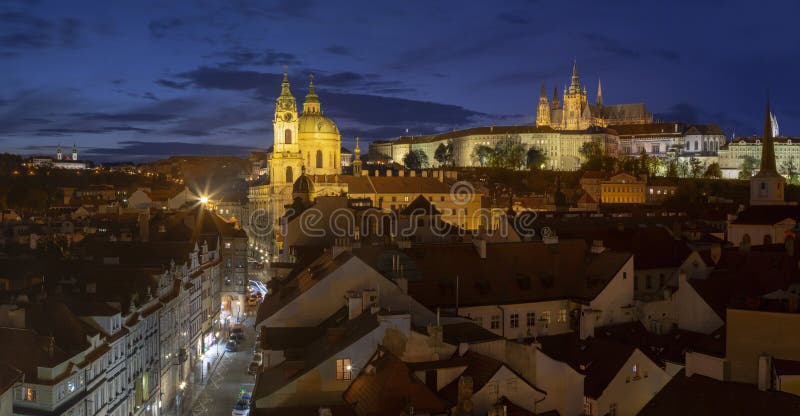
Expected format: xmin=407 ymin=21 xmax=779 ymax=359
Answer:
xmin=30 ymin=143 xmax=88 ymax=169
xmin=536 ymin=61 xmax=653 ymax=130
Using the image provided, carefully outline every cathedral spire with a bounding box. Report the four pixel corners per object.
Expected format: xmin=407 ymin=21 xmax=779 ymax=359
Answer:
xmin=596 ymin=79 xmax=603 ymax=106
xmin=303 ymin=73 xmax=321 ymax=114
xmin=552 ymin=87 xmax=560 ymax=109
xmin=758 ymin=94 xmax=778 ymax=176
xmin=569 ymin=59 xmax=580 ymax=93
xmin=540 ymin=81 xmax=547 ymax=99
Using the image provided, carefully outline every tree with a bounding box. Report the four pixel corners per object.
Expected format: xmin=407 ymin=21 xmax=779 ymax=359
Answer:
xmin=780 ymin=159 xmax=800 ymax=185
xmin=666 ymin=159 xmax=679 ymax=178
xmin=471 ymin=145 xmax=493 ymax=167
xmin=703 ymin=162 xmax=722 ymax=179
xmin=738 ymin=156 xmax=758 ymax=179
xmin=526 ymin=147 xmax=548 ymax=170
xmin=487 ymin=137 xmax=527 ymax=170
xmin=434 ymin=142 xmax=454 ymax=167
xmin=402 ymin=149 xmax=429 ymax=169
xmin=689 ymin=157 xmax=704 ymax=178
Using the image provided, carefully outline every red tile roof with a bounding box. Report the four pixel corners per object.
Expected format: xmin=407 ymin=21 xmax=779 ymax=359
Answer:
xmin=364 ymin=240 xmax=631 ymax=309
xmin=639 ymin=371 xmax=800 ymax=415
xmin=343 ymin=348 xmax=449 ymax=416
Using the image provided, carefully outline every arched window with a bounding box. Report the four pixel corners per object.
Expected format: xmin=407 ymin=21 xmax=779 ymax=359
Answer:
xmin=286 ymin=166 xmax=293 ymax=183
xmin=316 ymin=150 xmax=323 ymax=169
xmin=284 ymin=129 xmax=292 ymax=144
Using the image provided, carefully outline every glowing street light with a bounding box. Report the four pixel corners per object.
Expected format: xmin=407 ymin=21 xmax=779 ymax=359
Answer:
xmin=199 ymin=196 xmax=209 ymax=204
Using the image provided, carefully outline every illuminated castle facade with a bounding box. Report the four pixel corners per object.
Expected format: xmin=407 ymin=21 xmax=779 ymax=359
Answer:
xmin=536 ymin=61 xmax=653 ymax=130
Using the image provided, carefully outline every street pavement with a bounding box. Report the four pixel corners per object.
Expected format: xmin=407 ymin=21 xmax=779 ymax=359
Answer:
xmin=170 ymin=315 xmax=258 ymax=416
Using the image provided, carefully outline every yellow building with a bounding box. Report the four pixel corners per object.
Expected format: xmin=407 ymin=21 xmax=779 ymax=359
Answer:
xmin=249 ymin=71 xmax=343 ymax=259
xmin=600 ymin=173 xmax=645 ymax=204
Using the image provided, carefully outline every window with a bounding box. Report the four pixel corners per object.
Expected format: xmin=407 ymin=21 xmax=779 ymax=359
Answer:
xmin=645 ymin=275 xmax=653 ymax=289
xmin=542 ymin=311 xmax=551 ymax=325
xmin=475 ymin=317 xmax=483 ymax=327
xmin=285 ymin=166 xmax=293 ymax=183
xmin=316 ymin=150 xmax=323 ymax=169
xmin=510 ymin=313 xmax=519 ymax=328
xmin=336 ymin=358 xmax=352 ymax=381
xmin=25 ymin=387 xmax=36 ymax=401
xmin=490 ymin=315 xmax=500 ymax=329
xmin=609 ymin=402 xmax=617 ymax=416
xmin=284 ymin=129 xmax=292 ymax=144
xmin=558 ymin=309 xmax=567 ymax=323
xmin=526 ymin=312 xmax=536 ymax=327
xmin=224 ymin=242 xmax=231 ymax=249
xmin=583 ymin=396 xmax=592 ymax=416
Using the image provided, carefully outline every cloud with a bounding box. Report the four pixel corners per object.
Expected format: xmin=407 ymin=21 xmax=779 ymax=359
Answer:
xmin=71 ymin=112 xmax=178 ymax=122
xmin=148 ymin=17 xmax=183 ymax=38
xmin=35 ymin=126 xmax=151 ymax=136
xmin=581 ymin=32 xmax=640 ymax=59
xmin=324 ymin=45 xmax=352 ymax=55
xmin=213 ymin=46 xmax=301 ymax=68
xmin=0 ymin=11 xmax=83 ymax=54
xmin=225 ymin=0 xmax=316 ymax=20
xmin=84 ymin=140 xmax=257 ymax=158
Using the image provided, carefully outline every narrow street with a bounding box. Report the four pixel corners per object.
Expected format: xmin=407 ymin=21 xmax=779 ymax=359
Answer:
xmin=177 ymin=316 xmax=257 ymax=416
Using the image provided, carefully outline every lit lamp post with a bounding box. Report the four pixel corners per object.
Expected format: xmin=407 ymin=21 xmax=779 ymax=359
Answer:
xmin=176 ymin=381 xmax=186 ymax=416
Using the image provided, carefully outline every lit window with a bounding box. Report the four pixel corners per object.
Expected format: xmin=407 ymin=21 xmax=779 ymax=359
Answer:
xmin=336 ymin=358 xmax=352 ymax=381
xmin=509 ymin=313 xmax=519 ymax=328
xmin=542 ymin=311 xmax=551 ymax=325
xmin=25 ymin=387 xmax=36 ymax=401
xmin=558 ymin=309 xmax=567 ymax=323
xmin=224 ymin=242 xmax=231 ymax=249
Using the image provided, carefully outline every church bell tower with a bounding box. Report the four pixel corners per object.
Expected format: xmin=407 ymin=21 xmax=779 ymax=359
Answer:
xmin=269 ymin=69 xmax=303 ymax=185
xmin=750 ymin=97 xmax=786 ymax=206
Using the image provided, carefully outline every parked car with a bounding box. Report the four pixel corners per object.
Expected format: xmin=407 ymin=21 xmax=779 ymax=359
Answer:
xmin=247 ymin=352 xmax=263 ymax=375
xmin=225 ymin=341 xmax=238 ymax=352
xmin=231 ymin=399 xmax=250 ymax=416
xmin=231 ymin=327 xmax=245 ymax=341
xmin=247 ymin=362 xmax=260 ymax=375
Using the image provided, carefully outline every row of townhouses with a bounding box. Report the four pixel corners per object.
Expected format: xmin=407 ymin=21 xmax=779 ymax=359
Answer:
xmin=0 ymin=208 xmax=247 ymax=416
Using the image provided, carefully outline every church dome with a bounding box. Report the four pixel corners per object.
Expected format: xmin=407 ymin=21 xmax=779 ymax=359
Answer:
xmin=292 ymin=171 xmax=316 ymax=195
xmin=298 ymin=113 xmax=340 ymax=136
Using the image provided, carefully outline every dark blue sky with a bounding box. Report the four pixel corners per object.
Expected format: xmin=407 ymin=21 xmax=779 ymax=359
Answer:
xmin=2 ymin=0 xmax=799 ymax=161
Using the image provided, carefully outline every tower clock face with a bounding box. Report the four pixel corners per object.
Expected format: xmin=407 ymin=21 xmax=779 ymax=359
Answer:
xmin=283 ymin=113 xmax=292 ymax=122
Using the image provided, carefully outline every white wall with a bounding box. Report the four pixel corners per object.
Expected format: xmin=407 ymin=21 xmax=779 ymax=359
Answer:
xmin=460 ymin=300 xmax=572 ymax=340
xmin=675 ymin=273 xmax=724 ymax=334
xmin=589 ymin=256 xmax=636 ymax=328
xmin=593 ymin=348 xmax=672 ymax=416
xmin=534 ymin=347 xmax=585 ymax=416
xmin=685 ymin=351 xmax=728 ymax=381
xmin=470 ymin=366 xmax=546 ymax=415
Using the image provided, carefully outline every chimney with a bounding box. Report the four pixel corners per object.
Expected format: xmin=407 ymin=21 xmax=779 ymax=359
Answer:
xmin=472 ymin=237 xmax=487 ymax=259
xmin=758 ymin=355 xmax=772 ymax=391
xmin=542 ymin=234 xmax=559 ymax=245
xmin=47 ymin=336 xmax=55 ymax=359
xmin=456 ymin=376 xmax=474 ymax=415
xmin=346 ymin=292 xmax=364 ymax=320
xmin=590 ymin=240 xmax=605 ymax=254
xmin=674 ymin=123 xmax=679 ymax=133
xmin=710 ymin=243 xmax=722 ymax=264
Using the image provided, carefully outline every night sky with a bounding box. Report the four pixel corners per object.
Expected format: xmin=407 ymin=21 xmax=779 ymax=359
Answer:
xmin=2 ymin=0 xmax=799 ymax=162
